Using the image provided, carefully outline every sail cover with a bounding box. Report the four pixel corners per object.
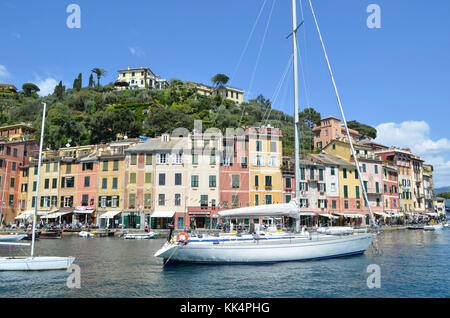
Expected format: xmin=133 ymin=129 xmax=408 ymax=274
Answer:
xmin=218 ymin=201 xmax=300 ymax=219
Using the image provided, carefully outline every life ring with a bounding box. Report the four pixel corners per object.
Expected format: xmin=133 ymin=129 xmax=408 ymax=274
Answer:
xmin=176 ymin=232 xmax=189 ymax=244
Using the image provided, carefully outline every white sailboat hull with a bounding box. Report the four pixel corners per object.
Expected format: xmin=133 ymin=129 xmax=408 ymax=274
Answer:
xmin=0 ymin=256 xmax=75 ymax=271
xmin=0 ymin=234 xmax=27 ymax=242
xmin=155 ymin=233 xmax=374 ymax=264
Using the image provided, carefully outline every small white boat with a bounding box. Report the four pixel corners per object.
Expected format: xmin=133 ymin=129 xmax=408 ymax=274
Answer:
xmin=424 ymin=224 xmax=444 ymax=231
xmin=0 ymin=234 xmax=27 ymax=242
xmin=79 ymin=231 xmax=94 ymax=238
xmin=0 ymin=256 xmax=75 ymax=271
xmin=124 ymin=232 xmax=157 ymax=240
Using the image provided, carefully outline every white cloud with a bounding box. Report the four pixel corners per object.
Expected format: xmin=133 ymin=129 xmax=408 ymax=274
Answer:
xmin=129 ymin=46 xmax=145 ymax=57
xmin=375 ymin=121 xmax=450 ymax=187
xmin=0 ymin=65 xmax=10 ymax=79
xmin=36 ymin=78 xmax=58 ymax=96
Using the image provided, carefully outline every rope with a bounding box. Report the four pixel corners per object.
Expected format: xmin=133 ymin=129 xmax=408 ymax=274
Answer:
xmin=163 ymin=241 xmax=181 ymax=266
xmin=307 ymin=0 xmax=377 ymax=229
xmin=263 ymin=53 xmax=293 ymax=125
xmin=246 ymin=0 xmax=277 ymax=100
xmin=229 ymin=0 xmax=269 ymax=86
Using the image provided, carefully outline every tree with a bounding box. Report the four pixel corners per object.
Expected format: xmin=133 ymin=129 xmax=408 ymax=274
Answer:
xmin=22 ymin=83 xmax=40 ymax=97
xmin=91 ymin=68 xmax=107 ymax=91
xmin=88 ymin=74 xmax=95 ymax=89
xmin=73 ymin=73 xmax=82 ymax=91
xmin=211 ymin=74 xmax=229 ymax=88
xmin=347 ymin=120 xmax=377 ymax=139
xmin=53 ymin=81 xmax=65 ymax=100
xmin=299 ymin=107 xmax=321 ymax=129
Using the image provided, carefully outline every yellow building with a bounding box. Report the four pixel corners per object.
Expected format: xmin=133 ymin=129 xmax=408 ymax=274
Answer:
xmin=0 ymin=123 xmax=35 ymax=141
xmin=97 ymin=143 xmax=127 ymax=227
xmin=116 ymin=67 xmax=168 ymax=90
xmin=186 ymin=81 xmax=244 ymax=105
xmin=248 ymin=126 xmax=283 ymax=207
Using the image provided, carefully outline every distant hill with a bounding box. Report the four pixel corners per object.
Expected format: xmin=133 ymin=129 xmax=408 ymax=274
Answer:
xmin=435 ymin=186 xmax=450 ymax=194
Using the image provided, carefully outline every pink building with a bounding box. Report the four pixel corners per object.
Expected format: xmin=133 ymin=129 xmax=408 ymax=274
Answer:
xmin=382 ymin=163 xmax=400 ymax=213
xmin=219 ymin=134 xmax=250 ymax=211
xmin=312 ymin=116 xmax=360 ymax=149
xmin=73 ymin=158 xmax=98 ymax=224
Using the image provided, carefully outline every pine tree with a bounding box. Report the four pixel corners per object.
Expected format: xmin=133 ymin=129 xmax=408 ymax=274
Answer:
xmin=54 ymin=81 xmax=66 ymax=100
xmin=88 ymin=74 xmax=94 ymax=89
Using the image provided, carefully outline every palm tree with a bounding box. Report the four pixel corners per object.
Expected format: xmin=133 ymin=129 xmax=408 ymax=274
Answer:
xmin=91 ymin=68 xmax=107 ymax=91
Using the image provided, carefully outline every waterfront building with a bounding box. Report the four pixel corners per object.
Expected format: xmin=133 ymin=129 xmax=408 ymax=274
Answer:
xmin=0 ymin=139 xmax=39 ymax=223
xmin=312 ymin=116 xmax=360 ymax=149
xmin=248 ymin=126 xmax=283 ymax=208
xmin=323 ymin=140 xmax=384 ymax=217
xmin=97 ymin=141 xmax=134 ymax=228
xmin=375 ymin=148 xmax=415 ymax=214
xmin=381 ymin=162 xmax=400 ymax=214
xmin=281 ymin=157 xmax=295 ymax=204
xmin=433 ymin=197 xmax=446 ymax=215
xmin=186 ymin=131 xmax=222 ymax=230
xmin=411 ymin=155 xmax=425 ymax=214
xmin=116 ymin=67 xmax=168 ymax=90
xmin=219 ymin=130 xmax=250 ymax=214
xmin=123 ymin=141 xmax=155 ymax=229
xmin=127 ymin=134 xmax=188 ymax=230
xmin=422 ymin=164 xmax=434 ymax=213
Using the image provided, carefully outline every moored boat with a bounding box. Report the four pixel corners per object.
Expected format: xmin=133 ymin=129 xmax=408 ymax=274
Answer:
xmin=0 ymin=234 xmax=27 ymax=242
xmin=0 ymin=256 xmax=75 ymax=271
xmin=79 ymin=231 xmax=95 ymax=238
xmin=39 ymin=230 xmax=63 ymax=239
xmin=124 ymin=232 xmax=156 ymax=240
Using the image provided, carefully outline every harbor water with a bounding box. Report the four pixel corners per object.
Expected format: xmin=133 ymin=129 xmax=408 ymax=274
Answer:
xmin=0 ymin=229 xmax=449 ymax=298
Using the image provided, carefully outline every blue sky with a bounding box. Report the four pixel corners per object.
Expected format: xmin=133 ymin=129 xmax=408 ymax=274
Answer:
xmin=1 ymin=0 xmax=449 ymax=186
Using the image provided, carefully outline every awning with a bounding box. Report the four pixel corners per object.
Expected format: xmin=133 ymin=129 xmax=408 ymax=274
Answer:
xmin=15 ymin=211 xmax=34 ymax=220
xmin=374 ymin=211 xmax=390 ymax=218
xmin=45 ymin=211 xmax=73 ymax=219
xmin=427 ymin=213 xmax=440 ymax=217
xmin=189 ymin=211 xmax=211 ymax=215
xmin=333 ymin=213 xmax=365 ymax=218
xmin=151 ymin=211 xmax=175 ymax=218
xmin=98 ymin=211 xmax=122 ymax=219
xmin=390 ymin=213 xmax=404 ymax=218
xmin=73 ymin=208 xmax=95 ymax=214
xmin=299 ymin=212 xmax=317 ymax=216
xmin=319 ymin=213 xmax=339 ymax=219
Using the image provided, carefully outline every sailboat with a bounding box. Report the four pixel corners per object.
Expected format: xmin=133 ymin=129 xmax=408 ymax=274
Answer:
xmin=154 ymin=0 xmax=376 ymax=265
xmin=0 ymin=102 xmax=75 ymax=271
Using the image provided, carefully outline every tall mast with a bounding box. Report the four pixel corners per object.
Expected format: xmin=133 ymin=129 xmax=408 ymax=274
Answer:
xmin=0 ymin=161 xmax=9 ymax=228
xmin=31 ymin=102 xmax=46 ymax=257
xmin=292 ymin=0 xmax=300 ymax=206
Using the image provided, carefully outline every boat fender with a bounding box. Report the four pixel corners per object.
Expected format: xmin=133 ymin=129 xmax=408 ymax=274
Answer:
xmin=176 ymin=232 xmax=189 ymax=244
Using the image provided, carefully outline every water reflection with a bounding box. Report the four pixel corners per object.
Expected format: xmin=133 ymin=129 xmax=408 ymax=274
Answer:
xmin=0 ymin=230 xmax=449 ymax=298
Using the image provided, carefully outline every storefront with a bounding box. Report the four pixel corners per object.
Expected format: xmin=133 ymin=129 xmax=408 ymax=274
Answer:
xmin=98 ymin=210 xmax=122 ymax=228
xmin=122 ymin=211 xmax=143 ymax=229
xmin=73 ymin=207 xmax=95 ymax=225
xmin=188 ymin=211 xmax=213 ymax=229
xmin=150 ymin=211 xmax=174 ymax=229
